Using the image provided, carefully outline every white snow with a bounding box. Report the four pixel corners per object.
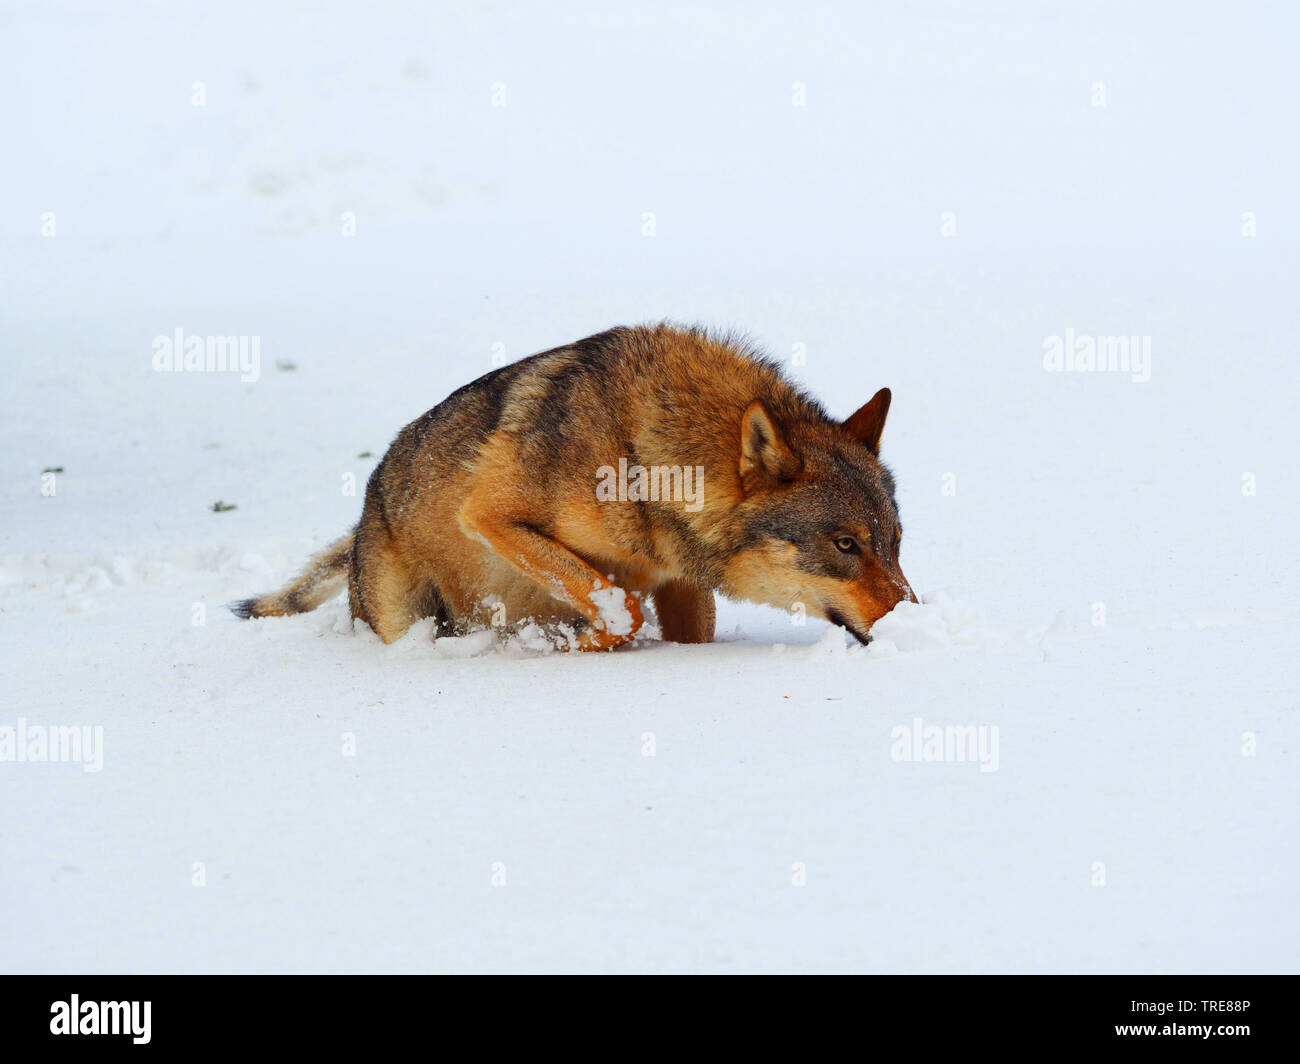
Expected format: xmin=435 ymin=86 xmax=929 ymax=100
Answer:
xmin=589 ymin=585 xmax=636 ymax=638
xmin=808 ymin=624 xmax=849 ymax=661
xmin=863 ymin=592 xmax=1006 ymax=654
xmin=1 ymin=0 xmax=1297 ymax=973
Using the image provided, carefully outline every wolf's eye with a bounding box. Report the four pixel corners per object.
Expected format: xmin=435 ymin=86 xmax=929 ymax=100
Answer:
xmin=834 ymin=536 xmax=857 ymax=553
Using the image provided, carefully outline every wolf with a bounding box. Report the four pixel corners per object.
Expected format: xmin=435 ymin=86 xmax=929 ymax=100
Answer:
xmin=231 ymin=324 xmax=916 ymax=649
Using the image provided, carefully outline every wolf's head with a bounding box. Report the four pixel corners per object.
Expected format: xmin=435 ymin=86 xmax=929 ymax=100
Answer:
xmin=720 ymin=387 xmax=916 ymax=643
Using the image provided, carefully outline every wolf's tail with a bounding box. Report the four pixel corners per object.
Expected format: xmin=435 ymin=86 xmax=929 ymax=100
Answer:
xmin=229 ymin=532 xmax=354 ymax=620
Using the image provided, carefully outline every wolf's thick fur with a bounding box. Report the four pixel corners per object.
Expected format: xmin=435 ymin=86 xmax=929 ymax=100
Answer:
xmin=232 ymin=324 xmax=915 ymax=649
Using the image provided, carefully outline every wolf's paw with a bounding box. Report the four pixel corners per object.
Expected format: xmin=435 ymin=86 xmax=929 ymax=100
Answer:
xmin=571 ymin=588 xmax=644 ymax=652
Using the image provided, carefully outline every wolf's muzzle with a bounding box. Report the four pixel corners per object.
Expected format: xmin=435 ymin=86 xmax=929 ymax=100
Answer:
xmin=826 ymin=607 xmax=872 ymax=645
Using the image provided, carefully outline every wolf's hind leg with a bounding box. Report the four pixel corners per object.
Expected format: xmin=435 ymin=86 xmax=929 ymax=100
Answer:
xmin=350 ymin=526 xmax=421 ymax=644
xmin=459 ymin=503 xmax=643 ymax=652
xmin=653 ymin=580 xmax=716 ymax=643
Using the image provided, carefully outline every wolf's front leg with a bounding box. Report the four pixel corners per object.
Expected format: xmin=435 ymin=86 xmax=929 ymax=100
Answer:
xmin=652 ymin=580 xmax=715 ymax=643
xmin=459 ymin=500 xmax=643 ymax=652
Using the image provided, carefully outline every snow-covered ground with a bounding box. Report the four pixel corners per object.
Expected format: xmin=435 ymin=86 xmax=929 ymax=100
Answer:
xmin=2 ymin=0 xmax=1297 ymax=972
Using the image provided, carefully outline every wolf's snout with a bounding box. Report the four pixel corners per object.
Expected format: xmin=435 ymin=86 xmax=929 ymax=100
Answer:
xmin=830 ymin=567 xmax=916 ymax=643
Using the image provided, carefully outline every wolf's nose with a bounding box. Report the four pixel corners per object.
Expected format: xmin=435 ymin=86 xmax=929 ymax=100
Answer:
xmin=895 ymin=569 xmax=918 ymax=604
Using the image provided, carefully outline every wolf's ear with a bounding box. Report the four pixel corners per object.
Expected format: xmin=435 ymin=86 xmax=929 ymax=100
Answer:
xmin=739 ymin=401 xmax=800 ymax=491
xmin=843 ymin=387 xmax=891 ymax=455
